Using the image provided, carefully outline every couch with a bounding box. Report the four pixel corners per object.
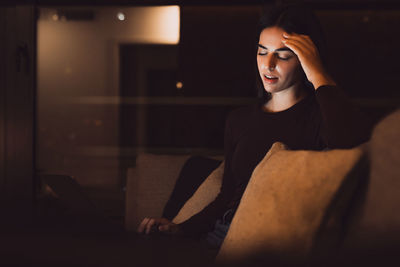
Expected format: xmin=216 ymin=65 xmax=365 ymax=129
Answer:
xmin=125 ymin=109 xmax=400 ymax=266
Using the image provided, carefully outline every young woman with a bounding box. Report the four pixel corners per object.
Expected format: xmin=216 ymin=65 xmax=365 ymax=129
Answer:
xmin=137 ymin=5 xmax=372 ymax=246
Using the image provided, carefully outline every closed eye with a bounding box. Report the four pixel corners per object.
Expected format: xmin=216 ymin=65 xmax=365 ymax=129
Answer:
xmin=257 ymin=49 xmax=267 ymax=56
xmin=277 ymin=55 xmax=292 ymax=61
xmin=257 ymin=51 xmax=292 ymax=61
xmin=257 ymin=44 xmax=294 ymax=60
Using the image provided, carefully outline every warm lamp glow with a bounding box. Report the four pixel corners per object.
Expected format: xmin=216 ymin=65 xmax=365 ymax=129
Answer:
xmin=147 ymin=6 xmax=180 ymax=44
xmin=176 ymin=81 xmax=183 ymax=89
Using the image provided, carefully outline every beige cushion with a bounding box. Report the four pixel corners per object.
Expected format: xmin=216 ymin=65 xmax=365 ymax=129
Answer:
xmin=173 ymin=162 xmax=224 ymax=224
xmin=125 ymin=154 xmax=190 ymax=231
xmin=344 ymin=109 xmax=400 ymax=245
xmin=362 ymin=109 xmax=400 ymax=230
xmin=217 ymin=142 xmax=366 ymax=263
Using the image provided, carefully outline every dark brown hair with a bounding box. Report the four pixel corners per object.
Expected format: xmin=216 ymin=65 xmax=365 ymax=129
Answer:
xmin=256 ymin=4 xmax=327 ymax=101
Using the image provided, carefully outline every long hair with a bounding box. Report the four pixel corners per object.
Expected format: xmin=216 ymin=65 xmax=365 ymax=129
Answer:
xmin=255 ymin=4 xmax=328 ymax=102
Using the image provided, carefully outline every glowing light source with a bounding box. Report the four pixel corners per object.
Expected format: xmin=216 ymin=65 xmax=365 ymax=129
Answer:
xmin=52 ymin=14 xmax=59 ymax=21
xmin=176 ymin=81 xmax=183 ymax=89
xmin=117 ymin=12 xmax=126 ymax=21
xmin=144 ymin=6 xmax=180 ymax=44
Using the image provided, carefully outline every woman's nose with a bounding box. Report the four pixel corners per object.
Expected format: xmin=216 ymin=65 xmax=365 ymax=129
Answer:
xmin=264 ymin=54 xmax=276 ymax=71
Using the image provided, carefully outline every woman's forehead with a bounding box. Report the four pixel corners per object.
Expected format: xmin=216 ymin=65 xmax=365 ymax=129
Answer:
xmin=258 ymin=26 xmax=288 ymax=51
xmin=258 ymin=27 xmax=285 ymax=50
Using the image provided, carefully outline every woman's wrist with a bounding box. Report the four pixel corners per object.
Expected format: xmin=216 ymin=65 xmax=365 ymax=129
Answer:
xmin=310 ymin=73 xmax=336 ymax=90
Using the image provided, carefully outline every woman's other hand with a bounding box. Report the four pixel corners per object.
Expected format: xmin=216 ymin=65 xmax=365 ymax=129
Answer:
xmin=137 ymin=217 xmax=181 ymax=235
xmin=282 ymin=32 xmax=336 ymax=89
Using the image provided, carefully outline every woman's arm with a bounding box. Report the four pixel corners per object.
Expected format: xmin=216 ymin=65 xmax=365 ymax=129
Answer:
xmin=137 ymin=217 xmax=180 ymax=235
xmin=282 ymin=32 xmax=374 ymax=148
xmin=138 ymin=113 xmax=237 ymax=236
xmin=162 ymin=156 xmax=223 ymax=221
xmin=314 ymin=85 xmax=373 ymax=148
xmin=177 ymin=114 xmax=237 ymax=237
xmin=137 ymin=159 xmax=232 ymax=236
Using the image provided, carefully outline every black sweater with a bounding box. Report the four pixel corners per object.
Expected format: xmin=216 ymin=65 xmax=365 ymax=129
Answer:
xmin=178 ymin=85 xmax=373 ymax=236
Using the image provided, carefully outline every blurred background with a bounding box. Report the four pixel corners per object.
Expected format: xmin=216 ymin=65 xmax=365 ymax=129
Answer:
xmin=35 ymin=2 xmax=400 ymax=225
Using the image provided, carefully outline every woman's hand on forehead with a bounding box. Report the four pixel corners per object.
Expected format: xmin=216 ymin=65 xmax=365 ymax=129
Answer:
xmin=282 ymin=32 xmax=336 ymax=89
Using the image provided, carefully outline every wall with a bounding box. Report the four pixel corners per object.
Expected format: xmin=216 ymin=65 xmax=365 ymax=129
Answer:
xmin=37 ymin=6 xmax=179 ymax=187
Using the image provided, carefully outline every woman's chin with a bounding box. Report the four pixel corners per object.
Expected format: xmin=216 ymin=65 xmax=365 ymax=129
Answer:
xmin=263 ymin=86 xmax=279 ymax=94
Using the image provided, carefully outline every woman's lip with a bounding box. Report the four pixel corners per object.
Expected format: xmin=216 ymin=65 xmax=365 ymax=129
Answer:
xmin=263 ymin=75 xmax=278 ymax=84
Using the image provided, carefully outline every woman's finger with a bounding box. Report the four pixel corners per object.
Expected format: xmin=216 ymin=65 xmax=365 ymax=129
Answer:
xmin=282 ymin=39 xmax=306 ymax=58
xmin=145 ymin=218 xmax=156 ymax=234
xmin=158 ymin=224 xmax=170 ymax=232
xmin=283 ymin=36 xmax=314 ymax=53
xmin=283 ymin=33 xmax=314 ymax=51
xmin=283 ymin=38 xmax=319 ymax=61
xmin=159 ymin=223 xmax=180 ymax=235
xmin=137 ymin=217 xmax=150 ymax=233
xmin=283 ymin=32 xmax=312 ymax=43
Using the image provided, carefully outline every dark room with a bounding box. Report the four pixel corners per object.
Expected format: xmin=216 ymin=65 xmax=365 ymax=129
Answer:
xmin=1 ymin=0 xmax=400 ymax=266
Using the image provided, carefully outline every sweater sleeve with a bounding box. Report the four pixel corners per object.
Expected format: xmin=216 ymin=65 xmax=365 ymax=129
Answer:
xmin=178 ymin=114 xmax=236 ymax=237
xmin=315 ymin=85 xmax=374 ymax=148
xmin=162 ymin=156 xmax=222 ymax=221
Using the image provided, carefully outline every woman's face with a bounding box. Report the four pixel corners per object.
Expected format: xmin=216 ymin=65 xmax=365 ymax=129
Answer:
xmin=257 ymin=26 xmax=303 ymax=94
